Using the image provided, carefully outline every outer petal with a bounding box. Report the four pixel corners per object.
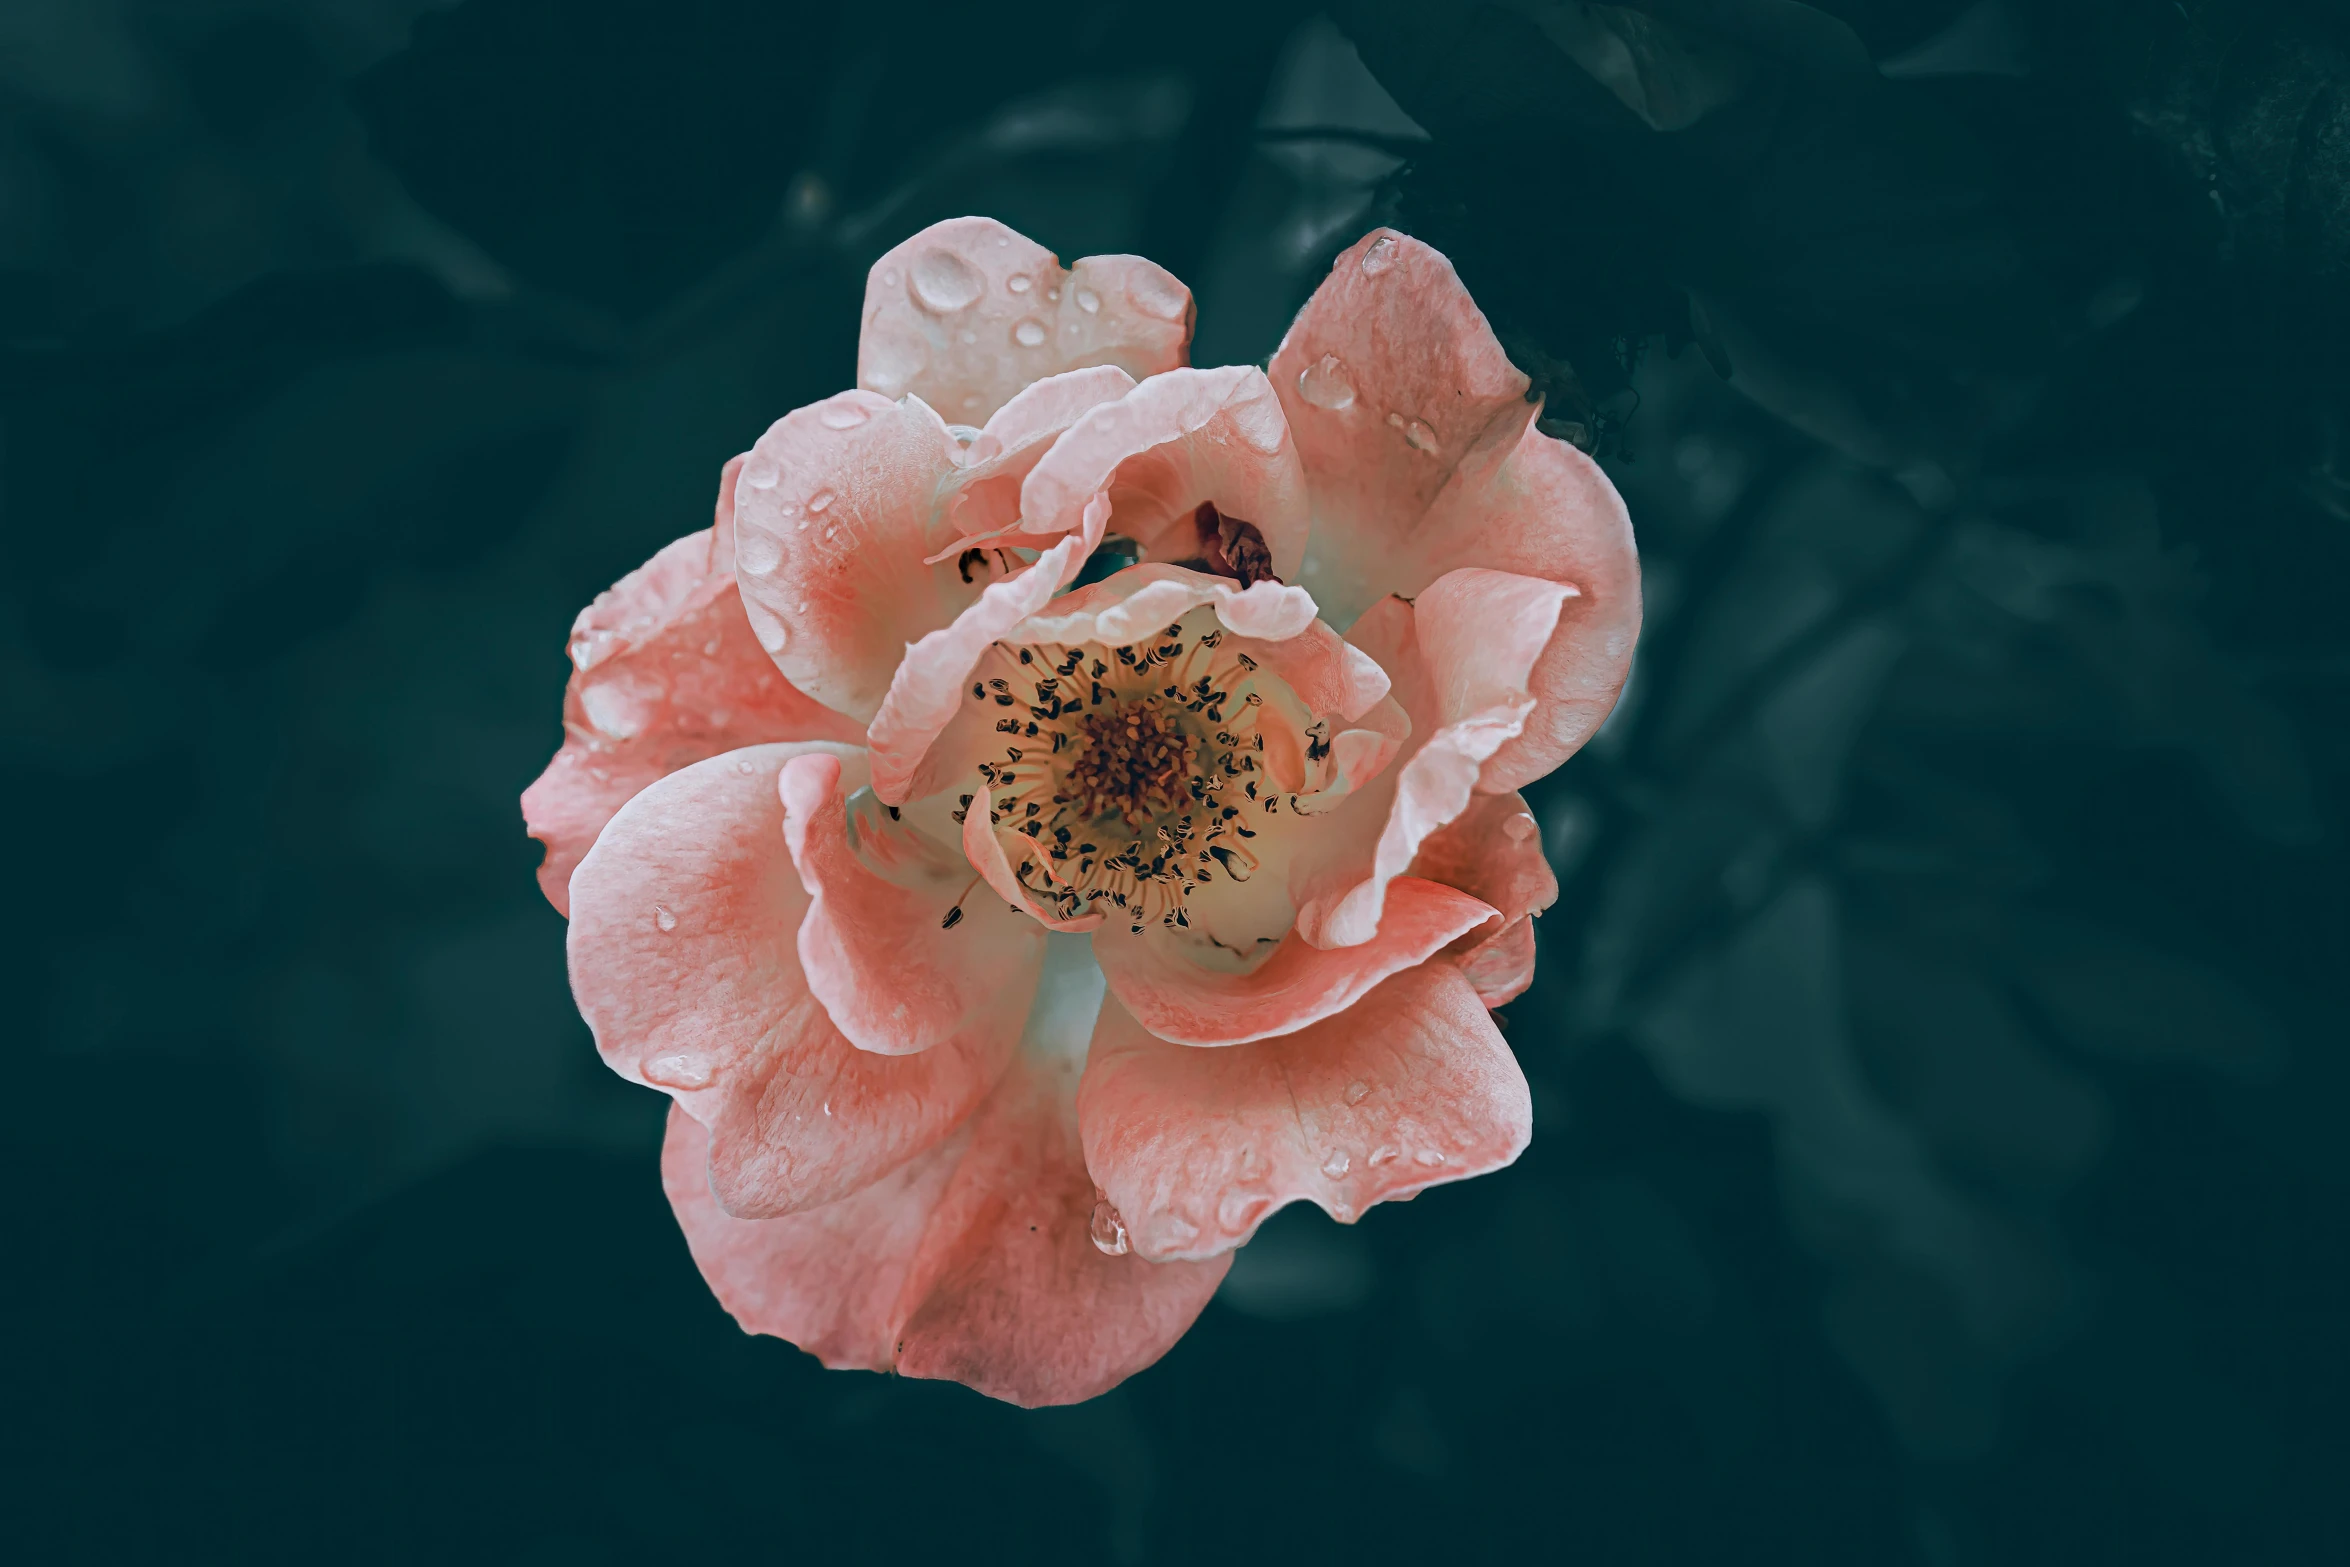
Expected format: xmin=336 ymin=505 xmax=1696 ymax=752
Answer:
xmin=858 ymin=217 xmax=1193 ymax=425
xmin=1292 ymin=576 xmax=1567 ymax=949
xmin=1078 ymin=959 xmax=1533 ymax=1261
xmin=1407 ymin=792 xmax=1556 ymax=1007
xmin=1092 ymin=876 xmax=1499 ymax=1046
xmin=523 ymin=468 xmax=862 ymax=914
xmin=663 ymin=946 xmax=1231 ymax=1407
xmin=1009 ymin=561 xmax=1320 ymax=648
xmin=779 ymin=751 xmax=1047 ymax=1056
xmin=1270 ymin=228 xmax=1640 ymax=787
xmin=570 ymin=744 xmax=1017 ymax=1215
xmin=731 ymin=391 xmax=975 ymax=723
xmin=945 ymin=365 xmax=1141 ymax=542
xmin=1016 ymin=366 xmax=1310 ymax=578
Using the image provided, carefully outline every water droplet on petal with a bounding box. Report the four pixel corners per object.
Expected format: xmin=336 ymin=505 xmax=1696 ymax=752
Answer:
xmin=1504 ymin=812 xmax=1537 ymax=842
xmin=653 ymin=905 xmax=678 ymax=932
xmin=1369 ymin=1145 xmax=1400 ymax=1166
xmin=910 ymin=248 xmax=983 ymax=312
xmin=736 ymin=759 xmax=755 ymax=775
xmin=1298 ymin=353 xmax=1357 ymax=410
xmin=1074 ymin=286 xmax=1101 ymax=314
xmin=744 ymin=464 xmax=779 ymax=490
xmin=1322 ymin=1149 xmax=1352 ymax=1178
xmin=643 ymin=1050 xmax=713 ymax=1089
xmin=1360 ymin=234 xmax=1398 ymax=276
xmin=1012 ymin=318 xmax=1047 ymax=347
xmin=751 ymin=612 xmax=789 ymax=653
xmin=1089 ymin=1196 xmax=1130 ymax=1256
xmin=1344 ymin=1079 xmax=1371 ymax=1105
xmin=1414 ymin=1148 xmax=1447 ymax=1167
xmin=735 ymin=532 xmax=781 ymax=575
xmin=1403 ymin=418 xmax=1440 ymax=453
xmin=1006 ymin=274 xmax=1032 ymax=294
xmin=819 ymin=401 xmax=868 ymax=430
xmin=880 ymin=267 xmax=901 ymax=286
xmin=822 ymin=1099 xmax=833 ymax=1117
xmin=807 ymin=490 xmax=835 ymax=514
xmin=701 ymin=637 xmax=722 ymax=656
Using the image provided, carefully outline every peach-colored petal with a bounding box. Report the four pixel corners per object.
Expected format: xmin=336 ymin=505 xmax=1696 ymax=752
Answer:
xmin=522 ymin=508 xmax=863 ymax=916
xmin=1270 ymin=229 xmax=1640 ymax=787
xmin=731 ymin=391 xmax=977 ymax=723
xmin=1010 ymin=560 xmax=1321 ymax=648
xmin=779 ymin=751 xmax=1047 ymax=1056
xmin=961 ymin=783 xmax=1108 ymax=933
xmin=662 ymin=962 xmax=1230 ymax=1406
xmin=864 ymin=534 xmax=1087 ymax=805
xmin=569 ymin=743 xmax=1021 ymax=1216
xmin=1078 ymin=959 xmax=1533 ymax=1261
xmin=858 ymin=217 xmax=1193 ymax=426
xmin=945 ymin=365 xmax=1141 ymax=541
xmin=889 ymin=1044 xmax=1230 ymax=1406
xmin=1292 ymin=575 xmax=1568 ymax=949
xmin=1092 ymin=875 xmax=1498 ymax=1046
xmin=1406 ymin=789 xmax=1555 ymax=1006
xmin=1016 ymin=366 xmax=1309 ymax=577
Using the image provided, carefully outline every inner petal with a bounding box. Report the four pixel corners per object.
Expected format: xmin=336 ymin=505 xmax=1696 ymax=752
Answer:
xmin=948 ymin=606 xmax=1339 ymax=954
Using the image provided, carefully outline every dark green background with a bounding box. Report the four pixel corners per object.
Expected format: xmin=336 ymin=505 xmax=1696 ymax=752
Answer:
xmin=5 ymin=2 xmax=2345 ymax=1562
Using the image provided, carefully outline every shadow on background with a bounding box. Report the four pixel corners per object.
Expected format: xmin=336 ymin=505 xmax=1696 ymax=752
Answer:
xmin=3 ymin=2 xmax=2345 ymax=1562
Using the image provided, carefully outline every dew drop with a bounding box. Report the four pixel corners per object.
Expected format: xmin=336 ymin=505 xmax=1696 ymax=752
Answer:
xmin=1074 ymin=286 xmax=1101 ymax=314
xmin=1297 ymin=353 xmax=1357 ymax=411
xmin=910 ymin=248 xmax=983 ymax=312
xmin=1012 ymin=317 xmax=1047 ymax=347
xmin=1403 ymin=418 xmax=1440 ymax=453
xmin=1414 ymin=1148 xmax=1448 ymax=1167
xmin=1344 ymin=1079 xmax=1371 ymax=1105
xmin=653 ymin=905 xmax=678 ymax=932
xmin=736 ymin=759 xmax=755 ymax=775
xmin=1089 ymin=1196 xmax=1131 ymax=1256
xmin=1360 ymin=234 xmax=1398 ymax=276
xmin=807 ymin=490 xmax=835 ymax=514
xmin=1007 ymin=274 xmax=1033 ymax=294
xmin=1321 ymin=1149 xmax=1352 ymax=1178
xmin=961 ymin=329 xmax=977 ymax=345
xmin=1046 ymin=287 xmax=1061 ymax=302
xmin=751 ymin=612 xmax=789 ymax=653
xmin=701 ymin=637 xmax=722 ymax=657
xmin=879 ymin=267 xmax=900 ymax=287
xmin=1503 ymin=812 xmax=1537 ymax=843
xmin=1369 ymin=1145 xmax=1401 ymax=1166
xmin=819 ymin=401 xmax=868 ymax=430
xmin=744 ymin=464 xmax=779 ymax=490
xmin=822 ymin=1099 xmax=833 ymax=1117
xmin=643 ymin=1050 xmax=713 ymax=1089
xmin=735 ymin=532 xmax=782 ymax=575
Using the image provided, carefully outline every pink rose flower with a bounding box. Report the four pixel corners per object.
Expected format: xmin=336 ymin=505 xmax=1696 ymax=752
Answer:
xmin=524 ymin=217 xmax=1639 ymax=1406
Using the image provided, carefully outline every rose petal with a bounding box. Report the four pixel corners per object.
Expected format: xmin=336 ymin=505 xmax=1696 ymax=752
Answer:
xmin=731 ymin=391 xmax=977 ymax=723
xmin=662 ymin=954 xmax=1230 ymax=1406
xmin=1407 ymin=789 xmax=1555 ymax=1006
xmin=570 ymin=743 xmax=1023 ymax=1218
xmin=961 ymin=783 xmax=1109 ymax=933
xmin=523 ymin=502 xmax=864 ymax=915
xmin=859 ymin=217 xmax=1192 ymax=425
xmin=1092 ymin=875 xmax=1498 ymax=1046
xmin=947 ymin=365 xmax=1142 ymax=541
xmin=1292 ymin=575 xmax=1568 ymax=949
xmin=1078 ymin=958 xmax=1533 ymax=1260
xmin=1016 ymin=366 xmax=1309 ymax=577
xmin=864 ymin=535 xmax=1087 ymax=805
xmin=1270 ymin=229 xmax=1639 ymax=786
xmin=779 ymin=751 xmax=1046 ymax=1056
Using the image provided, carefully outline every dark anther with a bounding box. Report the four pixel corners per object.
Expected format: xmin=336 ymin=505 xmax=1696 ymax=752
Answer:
xmin=957 ymin=548 xmax=989 ymax=584
xmin=941 ymin=905 xmax=965 ymax=930
xmin=1192 ymin=501 xmax=1278 ymax=587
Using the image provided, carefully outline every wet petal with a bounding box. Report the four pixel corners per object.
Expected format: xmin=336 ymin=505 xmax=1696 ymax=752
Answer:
xmin=731 ymin=391 xmax=976 ymax=723
xmin=523 ymin=497 xmax=862 ymax=915
xmin=1017 ymin=366 xmax=1309 ymax=577
xmin=859 ymin=217 xmax=1192 ymax=425
xmin=1407 ymin=790 xmax=1556 ymax=1006
xmin=1093 ymin=875 xmax=1498 ymax=1046
xmin=779 ymin=750 xmax=1046 ymax=1055
xmin=1078 ymin=959 xmax=1533 ymax=1260
xmin=570 ymin=744 xmax=1017 ymax=1215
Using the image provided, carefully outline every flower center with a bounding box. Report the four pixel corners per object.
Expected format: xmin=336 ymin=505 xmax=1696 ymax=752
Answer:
xmin=955 ymin=620 xmax=1312 ymax=933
